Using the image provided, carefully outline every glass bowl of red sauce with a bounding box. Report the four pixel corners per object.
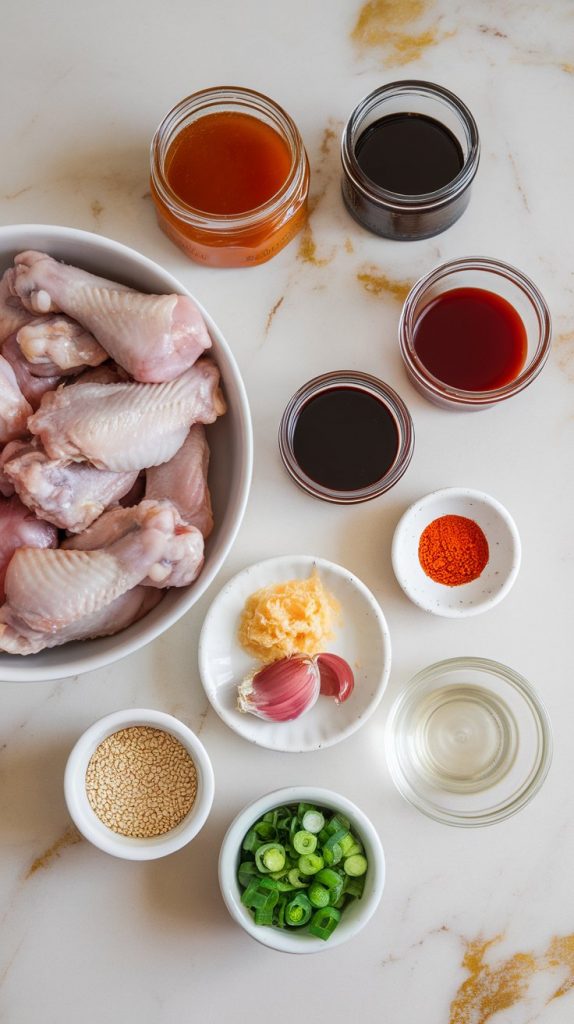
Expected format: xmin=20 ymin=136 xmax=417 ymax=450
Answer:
xmin=398 ymin=257 xmax=551 ymax=410
xmin=151 ymin=86 xmax=309 ymax=268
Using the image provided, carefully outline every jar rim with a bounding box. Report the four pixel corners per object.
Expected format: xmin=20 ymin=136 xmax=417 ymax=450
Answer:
xmin=150 ymin=85 xmax=307 ymax=230
xmin=278 ymin=370 xmax=415 ymax=504
xmin=341 ymin=80 xmax=480 ymax=212
xmin=398 ymin=256 xmax=552 ymax=406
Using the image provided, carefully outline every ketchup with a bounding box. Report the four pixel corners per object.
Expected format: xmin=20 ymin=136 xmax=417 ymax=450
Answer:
xmin=412 ymin=287 xmax=528 ymax=391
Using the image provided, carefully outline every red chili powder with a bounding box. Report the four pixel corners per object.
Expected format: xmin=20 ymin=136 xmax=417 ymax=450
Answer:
xmin=418 ymin=514 xmax=489 ymax=586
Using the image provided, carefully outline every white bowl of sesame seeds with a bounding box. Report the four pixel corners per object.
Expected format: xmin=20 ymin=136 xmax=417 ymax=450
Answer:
xmin=64 ymin=708 xmax=215 ymax=860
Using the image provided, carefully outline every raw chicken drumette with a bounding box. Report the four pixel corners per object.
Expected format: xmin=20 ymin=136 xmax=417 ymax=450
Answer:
xmin=146 ymin=423 xmax=214 ymax=537
xmin=28 ymin=357 xmax=225 ymax=472
xmin=0 ymin=501 xmax=198 ymax=653
xmin=2 ymin=443 xmax=138 ymax=532
xmin=9 ymin=251 xmax=212 ymax=382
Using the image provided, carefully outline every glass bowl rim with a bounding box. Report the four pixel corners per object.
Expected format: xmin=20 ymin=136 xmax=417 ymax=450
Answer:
xmin=384 ymin=656 xmax=553 ymax=827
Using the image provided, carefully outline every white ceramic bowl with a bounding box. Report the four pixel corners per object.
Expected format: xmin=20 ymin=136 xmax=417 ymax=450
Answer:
xmin=218 ymin=786 xmax=385 ymax=954
xmin=392 ymin=487 xmax=521 ymax=618
xmin=198 ymin=554 xmax=391 ymax=752
xmin=64 ymin=708 xmax=215 ymax=859
xmin=0 ymin=224 xmax=252 ymax=681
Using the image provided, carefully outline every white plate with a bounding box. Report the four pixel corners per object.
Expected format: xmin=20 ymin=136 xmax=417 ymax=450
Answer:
xmin=198 ymin=555 xmax=391 ymax=752
xmin=391 ymin=487 xmax=521 ymax=618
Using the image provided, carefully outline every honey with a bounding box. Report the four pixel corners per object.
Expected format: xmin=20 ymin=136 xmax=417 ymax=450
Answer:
xmin=165 ymin=112 xmax=292 ymax=216
xmin=151 ymin=87 xmax=309 ymax=268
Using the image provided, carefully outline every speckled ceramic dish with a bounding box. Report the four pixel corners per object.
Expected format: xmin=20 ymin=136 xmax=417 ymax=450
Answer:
xmin=198 ymin=555 xmax=391 ymax=752
xmin=391 ymin=487 xmax=521 ymax=618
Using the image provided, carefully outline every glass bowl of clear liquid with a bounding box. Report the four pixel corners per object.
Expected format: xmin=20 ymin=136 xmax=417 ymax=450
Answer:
xmin=385 ymin=657 xmax=552 ymax=826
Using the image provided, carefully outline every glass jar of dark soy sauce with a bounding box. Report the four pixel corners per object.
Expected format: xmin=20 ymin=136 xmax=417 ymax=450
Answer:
xmin=341 ymin=81 xmax=480 ymax=241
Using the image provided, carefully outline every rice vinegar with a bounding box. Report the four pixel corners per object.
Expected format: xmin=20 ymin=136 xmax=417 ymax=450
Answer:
xmin=407 ymin=685 xmax=517 ymax=793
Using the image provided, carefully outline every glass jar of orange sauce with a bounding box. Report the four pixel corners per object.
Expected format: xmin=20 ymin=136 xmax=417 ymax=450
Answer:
xmin=150 ymin=86 xmax=309 ymax=268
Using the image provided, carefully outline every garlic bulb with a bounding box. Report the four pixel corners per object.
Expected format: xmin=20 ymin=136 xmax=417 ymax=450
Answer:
xmin=316 ymin=653 xmax=354 ymax=704
xmin=237 ymin=655 xmax=320 ymax=722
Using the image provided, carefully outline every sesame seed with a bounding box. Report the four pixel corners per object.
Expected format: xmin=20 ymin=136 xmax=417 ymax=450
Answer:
xmin=85 ymin=726 xmax=198 ymax=838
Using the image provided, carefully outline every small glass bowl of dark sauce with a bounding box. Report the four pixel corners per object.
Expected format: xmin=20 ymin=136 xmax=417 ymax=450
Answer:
xmin=399 ymin=257 xmax=552 ymax=411
xmin=341 ymin=80 xmax=480 ymax=241
xmin=279 ymin=371 xmax=414 ymax=503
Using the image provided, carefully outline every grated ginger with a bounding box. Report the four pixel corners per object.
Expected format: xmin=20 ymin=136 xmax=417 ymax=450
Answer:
xmin=238 ymin=571 xmax=340 ymax=664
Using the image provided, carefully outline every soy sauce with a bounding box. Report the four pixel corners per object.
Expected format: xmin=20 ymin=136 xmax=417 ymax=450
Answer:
xmin=413 ymin=287 xmax=528 ymax=391
xmin=355 ymin=113 xmax=464 ymax=195
xmin=292 ymin=387 xmax=399 ymax=491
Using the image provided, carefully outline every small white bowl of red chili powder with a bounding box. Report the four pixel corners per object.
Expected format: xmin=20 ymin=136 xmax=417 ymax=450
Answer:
xmin=391 ymin=487 xmax=521 ymax=618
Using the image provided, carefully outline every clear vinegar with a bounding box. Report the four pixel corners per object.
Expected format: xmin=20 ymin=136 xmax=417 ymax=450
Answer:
xmin=407 ymin=685 xmax=517 ymax=793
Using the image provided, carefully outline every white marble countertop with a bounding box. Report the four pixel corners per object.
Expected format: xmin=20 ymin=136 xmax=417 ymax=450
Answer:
xmin=1 ymin=1 xmax=574 ymax=1021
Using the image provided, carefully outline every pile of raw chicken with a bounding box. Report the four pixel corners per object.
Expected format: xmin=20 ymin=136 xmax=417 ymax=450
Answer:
xmin=0 ymin=250 xmax=225 ymax=655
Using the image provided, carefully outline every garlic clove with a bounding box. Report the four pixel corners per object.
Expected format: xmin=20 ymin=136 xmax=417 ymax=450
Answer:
xmin=316 ymin=653 xmax=354 ymax=704
xmin=237 ymin=655 xmax=320 ymax=722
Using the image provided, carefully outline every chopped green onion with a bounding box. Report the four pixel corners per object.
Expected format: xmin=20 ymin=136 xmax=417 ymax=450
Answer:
xmin=308 ymin=882 xmax=330 ymax=908
xmin=344 ymin=840 xmax=363 ymax=858
xmin=315 ymin=867 xmax=344 ymax=904
xmin=297 ymin=802 xmax=316 ymax=819
xmin=326 ymin=813 xmax=350 ymax=835
xmin=302 ymin=809 xmax=325 ymax=834
xmin=338 ymin=832 xmax=356 ymax=857
xmin=343 ymin=874 xmax=365 ymax=898
xmin=242 ymin=828 xmax=261 ymax=852
xmin=254 ymin=820 xmax=276 ymax=840
xmin=238 ymin=802 xmax=367 ymax=941
xmin=285 ymin=893 xmax=313 ymax=927
xmin=241 ymin=877 xmax=279 ymax=910
xmin=298 ymin=853 xmax=324 ymax=875
xmin=255 ymin=842 xmax=286 ymax=874
xmin=293 ymin=830 xmax=317 ymax=855
xmin=323 ymin=829 xmax=347 ymax=866
xmin=238 ymin=861 xmax=260 ymax=887
xmin=344 ymin=854 xmax=368 ymax=877
xmin=288 ymin=868 xmax=308 ymax=889
xmin=309 ymin=906 xmax=341 ymax=940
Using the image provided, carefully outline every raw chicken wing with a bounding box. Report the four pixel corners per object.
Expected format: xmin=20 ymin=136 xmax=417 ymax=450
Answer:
xmin=3 ymin=501 xmax=182 ymax=633
xmin=0 ymin=586 xmax=162 ymax=655
xmin=2 ymin=335 xmax=62 ymax=408
xmin=0 ymin=495 xmax=58 ymax=601
xmin=10 ymin=251 xmax=211 ymax=382
xmin=28 ymin=357 xmax=226 ymax=472
xmin=146 ymin=423 xmax=214 ymax=537
xmin=16 ymin=315 xmax=107 ymax=376
xmin=0 ymin=269 xmax=32 ymax=344
xmin=3 ymin=444 xmax=138 ymax=532
xmin=64 ymin=499 xmax=204 ymax=588
xmin=0 ymin=355 xmax=33 ymax=442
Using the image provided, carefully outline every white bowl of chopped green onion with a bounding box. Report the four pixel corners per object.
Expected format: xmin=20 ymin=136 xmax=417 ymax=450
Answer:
xmin=218 ymin=786 xmax=385 ymax=953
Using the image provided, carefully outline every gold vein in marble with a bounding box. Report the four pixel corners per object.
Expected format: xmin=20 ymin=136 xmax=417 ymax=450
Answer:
xmin=90 ymin=198 xmax=104 ymax=222
xmin=449 ymin=933 xmax=574 ymax=1023
xmin=555 ymin=330 xmax=574 ymax=380
xmin=26 ymin=824 xmax=82 ymax=878
xmin=351 ymin=0 xmax=445 ymax=67
xmin=265 ymin=295 xmax=285 ymax=335
xmin=297 ymin=122 xmax=341 ymax=268
xmin=357 ymin=265 xmax=412 ymax=302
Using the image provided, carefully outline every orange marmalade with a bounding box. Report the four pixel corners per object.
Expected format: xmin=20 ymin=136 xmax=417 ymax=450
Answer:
xmin=151 ymin=87 xmax=309 ymax=268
